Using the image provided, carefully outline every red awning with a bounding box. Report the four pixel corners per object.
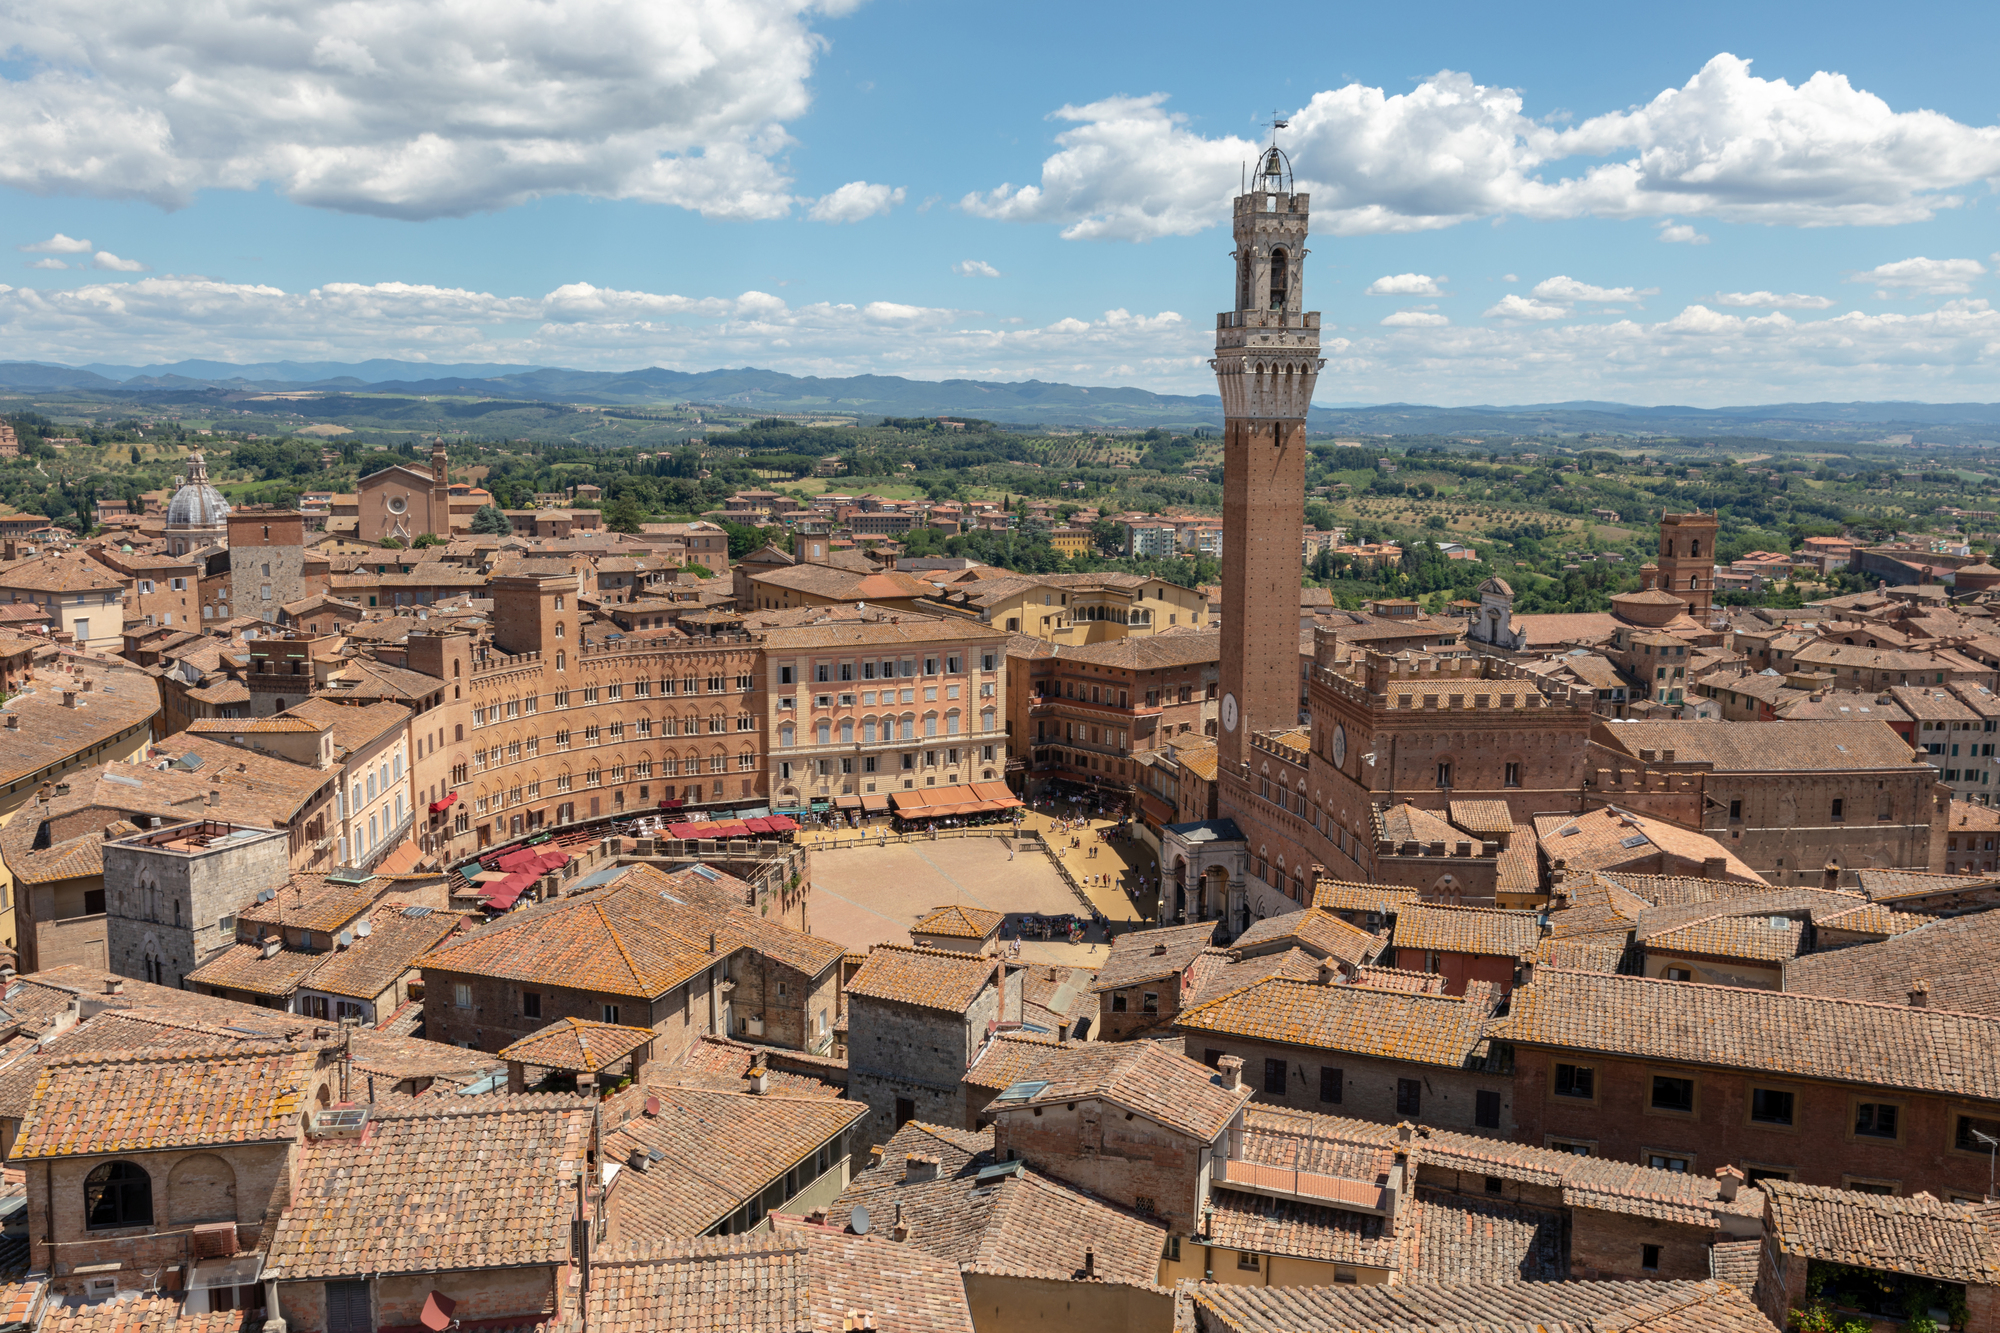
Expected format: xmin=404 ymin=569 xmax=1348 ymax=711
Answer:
xmin=740 ymin=816 xmax=774 ymax=834
xmin=428 ymin=792 xmax=458 ymax=814
xmin=762 ymin=814 xmax=799 ymax=833
xmin=478 ymin=869 xmax=537 ymax=911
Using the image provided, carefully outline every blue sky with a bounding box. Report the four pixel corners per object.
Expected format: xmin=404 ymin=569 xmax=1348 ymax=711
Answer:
xmin=3 ymin=0 xmax=1999 ymax=404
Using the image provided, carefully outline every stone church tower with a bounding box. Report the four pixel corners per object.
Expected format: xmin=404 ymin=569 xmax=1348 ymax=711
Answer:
xmin=1214 ymin=146 xmax=1324 ymax=770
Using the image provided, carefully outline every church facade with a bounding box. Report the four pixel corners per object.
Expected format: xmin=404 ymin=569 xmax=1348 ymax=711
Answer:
xmin=357 ymin=440 xmax=454 ymax=542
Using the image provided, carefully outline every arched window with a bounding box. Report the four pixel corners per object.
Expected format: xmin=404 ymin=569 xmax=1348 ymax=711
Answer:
xmin=1690 ymin=539 xmax=1702 ymax=558
xmin=1269 ymin=248 xmax=1288 ymax=309
xmin=86 ymin=1160 xmax=153 ymax=1230
xmin=555 ymin=651 xmax=565 ymax=671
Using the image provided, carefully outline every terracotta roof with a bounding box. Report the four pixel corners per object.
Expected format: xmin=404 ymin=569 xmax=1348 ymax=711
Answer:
xmin=1783 ymin=910 xmax=2000 ymax=1015
xmin=986 ymin=1040 xmax=1251 ymax=1142
xmin=186 ymin=942 xmax=329 ymax=998
xmin=1232 ymin=908 xmax=1379 ymax=968
xmin=185 ymin=716 xmax=326 ymax=735
xmin=298 ymin=902 xmax=464 ymax=1000
xmin=658 ymin=1035 xmax=846 ymax=1098
xmin=1179 ymin=1277 xmax=1775 ymax=1333
xmin=828 ymin=1121 xmax=1166 ymax=1285
xmin=0 ymin=671 xmax=162 ymax=789
xmin=589 ymin=1229 xmax=975 ymax=1333
xmin=158 ymin=736 xmax=335 ymax=823
xmin=909 ymin=904 xmax=1005 ymax=940
xmin=1187 ymin=948 xmax=1327 ymax=1005
xmin=422 ymin=866 xmax=840 ymax=1000
xmin=1204 ymin=1186 xmax=1399 ymax=1268
xmin=1498 ymin=968 xmax=2000 ymax=1100
xmin=264 ymin=1098 xmax=593 ymax=1279
xmin=237 ymin=874 xmax=383 ymax=934
xmin=1596 ymin=718 xmax=1919 ymax=771
xmin=500 ymin=1018 xmax=654 ymax=1072
xmin=1176 ymin=978 xmax=1499 ymax=1070
xmin=1347 ymin=965 xmax=1445 ymax=994
xmin=1391 ymin=904 xmax=1541 ymax=959
xmin=844 ymin=944 xmax=1000 ymax=1013
xmin=1408 ymin=1189 xmax=1567 ymax=1281
xmin=1643 ymin=910 xmax=1805 ymax=962
xmin=14 ymin=1045 xmax=323 ymax=1159
xmin=1312 ymin=879 xmax=1421 ymax=917
xmin=1089 ymin=920 xmax=1217 ymax=992
xmin=1534 ymin=807 xmax=1765 ymax=883
xmin=603 ymin=1086 xmax=867 ymax=1239
xmin=1378 ymin=803 xmax=1463 ymax=846
xmin=1858 ymin=868 xmax=2000 ymax=904
xmin=39 ymin=1297 xmax=257 ymax=1333
xmin=283 ymin=697 xmax=410 ymax=755
xmin=1446 ymin=800 xmax=1516 ymax=836
xmin=1763 ymin=1179 xmax=2000 ymax=1284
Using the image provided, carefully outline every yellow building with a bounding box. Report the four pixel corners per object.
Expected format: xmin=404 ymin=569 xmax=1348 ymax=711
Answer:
xmin=934 ymin=571 xmax=1207 ymax=646
xmin=1048 ymin=527 xmax=1092 ymax=558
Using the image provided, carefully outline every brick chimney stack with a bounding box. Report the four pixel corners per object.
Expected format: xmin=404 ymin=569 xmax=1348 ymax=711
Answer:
xmin=1909 ymin=979 xmax=1932 ymax=1008
xmin=1216 ymin=1055 xmax=1244 ymax=1091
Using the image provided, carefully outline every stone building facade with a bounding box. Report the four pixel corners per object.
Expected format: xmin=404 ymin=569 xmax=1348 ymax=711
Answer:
xmin=757 ymin=610 xmax=1010 ymax=814
xmin=100 ymin=820 xmax=292 ymax=991
xmin=842 ymin=944 xmax=1022 ymax=1144
xmin=227 ymin=508 xmax=309 ymax=623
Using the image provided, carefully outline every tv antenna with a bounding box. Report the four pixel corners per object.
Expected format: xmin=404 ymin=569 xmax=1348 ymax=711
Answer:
xmin=1974 ymin=1128 xmax=1999 ymax=1200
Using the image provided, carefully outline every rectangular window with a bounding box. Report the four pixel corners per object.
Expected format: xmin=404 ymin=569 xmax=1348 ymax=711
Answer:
xmin=1503 ymin=762 xmax=1520 ymax=787
xmin=1641 ymin=1244 xmax=1661 ymax=1272
xmin=522 ymin=991 xmax=541 ymax=1018
xmin=1475 ymin=1089 xmax=1501 ymax=1129
xmin=1553 ymin=1064 xmax=1595 ymax=1100
xmin=1396 ymin=1078 xmax=1421 ymax=1117
xmin=1751 ymin=1088 xmax=1795 ymax=1125
xmin=1236 ymin=1252 xmax=1259 ymax=1271
xmin=1955 ymin=1114 xmax=2000 ymax=1152
xmin=1141 ymin=991 xmax=1158 ymax=1014
xmin=1319 ymin=1067 xmax=1342 ymax=1104
xmin=1435 ymin=761 xmax=1451 ymax=788
xmin=602 ymin=1004 xmax=620 ymax=1025
xmin=1263 ymin=1059 xmax=1286 ymax=1095
xmin=453 ymin=983 xmax=472 ymax=1008
xmin=1830 ymin=798 xmax=1844 ymax=822
xmin=1651 ymin=1076 xmax=1695 ymax=1113
xmin=1648 ymin=1152 xmax=1692 ymax=1173
xmin=1854 ymin=1103 xmax=1899 ymax=1139
xmin=1110 ymin=993 xmax=1126 ymax=1013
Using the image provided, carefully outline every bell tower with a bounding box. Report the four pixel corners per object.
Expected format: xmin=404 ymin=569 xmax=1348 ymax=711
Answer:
xmin=1655 ymin=511 xmax=1718 ymax=619
xmin=1214 ymin=144 xmax=1323 ymax=770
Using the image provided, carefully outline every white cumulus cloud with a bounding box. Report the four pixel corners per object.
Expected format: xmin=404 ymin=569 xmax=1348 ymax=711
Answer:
xmin=91 ymin=251 xmax=146 ymax=271
xmin=0 ymin=0 xmax=849 ymax=220
xmin=1656 ymin=220 xmax=1710 ymax=244
xmin=20 ymin=233 xmax=93 ymax=253
xmin=25 ymin=258 xmax=68 ymax=270
xmin=1380 ymin=309 xmax=1449 ymax=327
xmin=1484 ymin=294 xmax=1569 ymax=320
xmin=967 ymin=54 xmax=2000 ymax=241
xmin=953 ymin=260 xmax=1001 ymax=278
xmin=1532 ymin=276 xmax=1656 ymax=303
xmin=1848 ymin=257 xmax=1987 ymax=295
xmin=1364 ymin=273 xmax=1444 ymax=296
xmin=806 ymin=181 xmax=906 ymax=224
xmin=1711 ymin=291 xmax=1836 ymax=309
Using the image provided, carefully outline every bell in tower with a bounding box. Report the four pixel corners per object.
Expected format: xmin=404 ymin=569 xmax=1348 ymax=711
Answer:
xmin=1211 ymin=131 xmax=1325 ymax=771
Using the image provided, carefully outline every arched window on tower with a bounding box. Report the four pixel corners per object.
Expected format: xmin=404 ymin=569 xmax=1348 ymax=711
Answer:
xmin=1690 ymin=539 xmax=1702 ymax=558
xmin=1269 ymin=248 xmax=1288 ymax=310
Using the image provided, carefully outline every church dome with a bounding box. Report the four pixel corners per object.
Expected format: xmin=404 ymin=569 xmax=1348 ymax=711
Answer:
xmin=166 ymin=452 xmax=229 ymax=529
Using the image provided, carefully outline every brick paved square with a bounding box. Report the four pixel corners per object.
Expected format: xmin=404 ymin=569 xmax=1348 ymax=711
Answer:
xmin=806 ymin=838 xmax=1106 ymax=966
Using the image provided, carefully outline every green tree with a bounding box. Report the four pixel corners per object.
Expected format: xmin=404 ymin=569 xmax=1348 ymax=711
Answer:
xmin=379 ymin=536 xmax=405 ymax=549
xmin=1090 ymin=517 xmax=1126 ymax=557
xmin=469 ymin=503 xmax=511 ymax=535
xmin=602 ymin=495 xmax=647 ymax=533
xmin=411 ymin=533 xmax=445 ymax=548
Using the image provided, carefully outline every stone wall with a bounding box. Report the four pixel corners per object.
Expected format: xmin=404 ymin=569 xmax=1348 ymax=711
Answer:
xmin=103 ymin=824 xmax=291 ymax=989
xmin=1178 ymin=1036 xmax=1513 ymax=1138
xmin=991 ymin=1095 xmax=1210 ymax=1237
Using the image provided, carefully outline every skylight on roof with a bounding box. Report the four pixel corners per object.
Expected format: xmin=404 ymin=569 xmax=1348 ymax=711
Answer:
xmin=993 ymin=1079 xmax=1050 ymax=1103
xmin=1619 ymin=834 xmax=1650 ymax=849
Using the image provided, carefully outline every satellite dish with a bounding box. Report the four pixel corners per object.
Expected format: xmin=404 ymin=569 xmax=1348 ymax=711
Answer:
xmin=849 ymin=1204 xmax=870 ymax=1235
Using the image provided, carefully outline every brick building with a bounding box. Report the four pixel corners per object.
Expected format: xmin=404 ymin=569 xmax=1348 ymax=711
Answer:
xmin=1014 ymin=629 xmax=1219 ymax=805
xmin=1583 ymin=718 xmax=1944 ymax=885
xmin=1497 ymin=967 xmax=2000 ymax=1197
xmin=1388 ymin=903 xmax=1540 ymax=997
xmin=1087 ymin=919 xmax=1219 ymax=1040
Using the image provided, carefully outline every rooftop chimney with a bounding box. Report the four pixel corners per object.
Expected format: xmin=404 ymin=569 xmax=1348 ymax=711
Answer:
xmin=904 ymin=1153 xmax=939 ymax=1184
xmin=749 ymin=1065 xmax=770 ymax=1095
xmin=1150 ymin=942 xmax=1167 ymax=956
xmin=2 ymin=715 xmax=14 ymax=730
xmin=61 ymin=691 xmax=75 ymax=709
xmin=891 ymin=1200 xmax=910 ymax=1243
xmin=1909 ymin=979 xmax=1932 ymax=1008
xmin=627 ymin=1147 xmax=650 ymax=1173
xmin=1700 ymin=856 xmax=1727 ymax=879
xmin=1083 ymin=1248 xmax=1095 ymax=1280
xmin=1216 ymin=1055 xmax=1244 ymax=1091
xmin=105 ymin=978 xmax=123 ymax=996
xmin=1716 ymin=1165 xmax=1744 ymax=1202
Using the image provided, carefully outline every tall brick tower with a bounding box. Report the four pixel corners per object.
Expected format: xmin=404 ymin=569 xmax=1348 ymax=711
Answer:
xmin=1653 ymin=512 xmax=1718 ymax=619
xmin=1214 ymin=144 xmax=1323 ymax=770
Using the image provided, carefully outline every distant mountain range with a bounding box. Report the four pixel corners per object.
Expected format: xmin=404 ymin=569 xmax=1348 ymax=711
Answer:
xmin=2 ymin=358 xmax=1997 ymax=439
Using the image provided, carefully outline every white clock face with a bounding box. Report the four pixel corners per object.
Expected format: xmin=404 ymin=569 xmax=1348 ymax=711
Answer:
xmin=1332 ymin=724 xmax=1347 ymax=767
xmin=1221 ymin=692 xmax=1239 ymax=732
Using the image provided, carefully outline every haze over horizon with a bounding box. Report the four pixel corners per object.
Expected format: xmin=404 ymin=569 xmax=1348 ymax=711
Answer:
xmin=2 ymin=0 xmax=1999 ymax=408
